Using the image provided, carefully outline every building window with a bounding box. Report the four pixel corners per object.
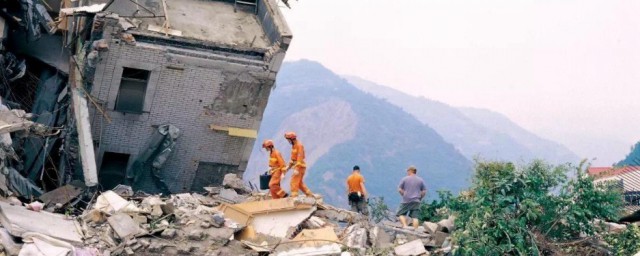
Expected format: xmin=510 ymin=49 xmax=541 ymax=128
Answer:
xmin=99 ymin=152 xmax=130 ymax=190
xmin=115 ymin=67 xmax=150 ymax=114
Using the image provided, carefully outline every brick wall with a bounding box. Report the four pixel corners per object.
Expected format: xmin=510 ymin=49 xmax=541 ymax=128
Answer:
xmin=88 ymin=24 xmax=275 ymax=193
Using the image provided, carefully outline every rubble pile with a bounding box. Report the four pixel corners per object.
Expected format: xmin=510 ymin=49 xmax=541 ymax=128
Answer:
xmin=0 ymin=173 xmax=460 ymax=256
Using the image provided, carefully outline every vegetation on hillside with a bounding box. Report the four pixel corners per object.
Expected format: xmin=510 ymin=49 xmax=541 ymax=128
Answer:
xmin=617 ymin=141 xmax=640 ymax=166
xmin=417 ymin=160 xmax=628 ymax=255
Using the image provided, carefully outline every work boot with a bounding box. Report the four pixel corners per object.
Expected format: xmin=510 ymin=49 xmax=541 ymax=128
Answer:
xmin=283 ymin=193 xmax=289 ymax=198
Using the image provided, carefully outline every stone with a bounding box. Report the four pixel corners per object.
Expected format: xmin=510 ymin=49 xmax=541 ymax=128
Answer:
xmin=394 ymin=239 xmax=428 ymax=256
xmin=200 ymin=221 xmax=212 ymax=228
xmin=177 ymin=245 xmax=197 ymax=255
xmin=343 ymin=224 xmax=367 ymax=255
xmin=148 ymin=241 xmax=165 ymax=252
xmin=161 ymin=228 xmax=176 ymax=239
xmin=124 ymin=247 xmax=135 ymax=255
xmin=437 ymin=218 xmax=454 ymax=233
xmin=212 ymin=214 xmax=225 ymax=228
xmin=304 ymin=216 xmax=327 ymax=229
xmin=132 ymin=214 xmax=147 ymax=224
xmin=222 ymin=173 xmax=245 ymax=191
xmin=369 ymin=226 xmax=393 ymax=249
xmin=130 ymin=243 xmax=142 ymax=251
xmin=395 ymin=234 xmax=408 ymax=245
xmin=107 ymin=213 xmax=143 ymax=239
xmin=416 ymin=226 xmax=426 ymax=233
xmin=188 ymin=230 xmax=205 ymax=241
xmin=161 ymin=202 xmax=175 ymax=215
xmin=423 ymin=221 xmax=438 ymax=234
xmin=138 ymin=239 xmax=150 ymax=248
xmin=434 ymin=231 xmax=449 ymax=247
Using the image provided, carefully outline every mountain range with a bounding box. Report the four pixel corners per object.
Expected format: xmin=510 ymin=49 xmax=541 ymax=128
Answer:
xmin=346 ymin=76 xmax=579 ymax=165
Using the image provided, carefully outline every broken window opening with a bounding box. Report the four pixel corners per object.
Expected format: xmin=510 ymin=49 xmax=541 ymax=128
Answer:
xmin=99 ymin=152 xmax=130 ymax=190
xmin=191 ymin=162 xmax=239 ymax=192
xmin=114 ymin=67 xmax=149 ymax=114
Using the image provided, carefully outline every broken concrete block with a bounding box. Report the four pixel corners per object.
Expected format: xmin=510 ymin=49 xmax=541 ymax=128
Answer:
xmin=138 ymin=239 xmax=150 ymax=248
xmin=124 ymin=247 xmax=134 ymax=255
xmin=368 ymin=226 xmax=393 ymax=249
xmin=200 ymin=221 xmax=212 ymax=229
xmin=219 ymin=189 xmax=241 ymax=203
xmin=188 ymin=230 xmax=205 ymax=241
xmin=437 ymin=218 xmax=454 ymax=233
xmin=416 ymin=226 xmax=426 ymax=233
xmin=130 ymin=242 xmax=142 ymax=251
xmin=160 ymin=228 xmax=176 ymax=239
xmin=107 ymin=213 xmax=143 ymax=239
xmin=161 ymin=202 xmax=175 ymax=215
xmin=434 ymin=231 xmax=449 ymax=247
xmin=342 ymin=224 xmax=367 ymax=255
xmin=423 ymin=221 xmax=438 ymax=234
xmin=222 ymin=173 xmax=245 ymax=192
xmin=315 ymin=209 xmax=356 ymax=223
xmin=132 ymin=214 xmax=147 ymax=224
xmin=148 ymin=241 xmax=165 ymax=252
xmin=394 ymin=239 xmax=428 ymax=256
xmin=395 ymin=234 xmax=408 ymax=245
xmin=177 ymin=245 xmax=197 ymax=254
xmin=206 ymin=228 xmax=234 ymax=246
xmin=304 ymin=216 xmax=327 ymax=229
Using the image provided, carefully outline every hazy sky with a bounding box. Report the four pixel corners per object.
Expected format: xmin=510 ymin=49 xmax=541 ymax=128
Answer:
xmin=279 ymin=0 xmax=640 ymax=166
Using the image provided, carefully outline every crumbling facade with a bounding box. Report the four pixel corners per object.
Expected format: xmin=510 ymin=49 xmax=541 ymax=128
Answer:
xmin=80 ymin=0 xmax=291 ymax=193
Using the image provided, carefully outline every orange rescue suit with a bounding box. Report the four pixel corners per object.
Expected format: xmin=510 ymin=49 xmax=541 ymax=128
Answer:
xmin=268 ymin=149 xmax=287 ymax=199
xmin=289 ymin=140 xmax=312 ymax=197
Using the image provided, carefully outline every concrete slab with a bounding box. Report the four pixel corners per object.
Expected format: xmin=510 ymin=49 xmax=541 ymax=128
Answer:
xmin=108 ymin=213 xmax=144 ymax=239
xmin=0 ymin=201 xmax=83 ymax=244
xmin=394 ymin=239 xmax=428 ymax=256
xmin=161 ymin=0 xmax=270 ymax=48
xmin=39 ymin=184 xmax=84 ymax=206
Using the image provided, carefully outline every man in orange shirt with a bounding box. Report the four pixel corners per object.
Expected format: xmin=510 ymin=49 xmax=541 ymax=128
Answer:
xmin=346 ymin=165 xmax=369 ymax=215
xmin=262 ymin=140 xmax=288 ymax=199
xmin=285 ymin=132 xmax=313 ymax=197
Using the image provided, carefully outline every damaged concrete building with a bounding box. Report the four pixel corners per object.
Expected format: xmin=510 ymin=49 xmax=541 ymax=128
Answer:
xmin=75 ymin=0 xmax=291 ymax=193
xmin=0 ymin=0 xmax=290 ymax=198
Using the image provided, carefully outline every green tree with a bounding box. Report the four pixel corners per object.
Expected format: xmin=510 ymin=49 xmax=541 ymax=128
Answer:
xmin=447 ymin=160 xmax=623 ymax=255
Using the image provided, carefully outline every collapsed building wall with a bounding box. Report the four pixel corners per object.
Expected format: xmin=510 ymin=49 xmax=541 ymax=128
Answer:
xmin=82 ymin=0 xmax=291 ymax=193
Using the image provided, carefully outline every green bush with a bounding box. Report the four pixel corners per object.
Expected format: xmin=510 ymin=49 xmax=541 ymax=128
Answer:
xmin=604 ymin=224 xmax=640 ymax=255
xmin=446 ymin=160 xmax=624 ymax=255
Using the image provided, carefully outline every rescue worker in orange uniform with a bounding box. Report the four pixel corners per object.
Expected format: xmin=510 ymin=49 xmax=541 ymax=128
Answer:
xmin=285 ymin=132 xmax=314 ymax=197
xmin=346 ymin=165 xmax=369 ymax=215
xmin=262 ymin=140 xmax=288 ymax=199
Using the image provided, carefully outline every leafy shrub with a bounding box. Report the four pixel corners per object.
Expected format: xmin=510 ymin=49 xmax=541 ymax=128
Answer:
xmin=604 ymin=224 xmax=640 ymax=255
xmin=447 ymin=160 xmax=624 ymax=255
xmin=368 ymin=196 xmax=393 ymax=223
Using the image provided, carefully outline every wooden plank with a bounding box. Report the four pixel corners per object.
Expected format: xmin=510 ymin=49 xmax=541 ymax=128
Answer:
xmin=147 ymin=24 xmax=183 ymax=37
xmin=228 ymin=127 xmax=257 ymax=138
xmin=219 ymin=203 xmax=252 ymax=226
xmin=233 ymin=197 xmax=313 ymax=214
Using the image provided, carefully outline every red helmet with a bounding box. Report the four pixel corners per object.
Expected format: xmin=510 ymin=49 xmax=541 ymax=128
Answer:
xmin=284 ymin=132 xmax=297 ymax=140
xmin=262 ymin=139 xmax=274 ymax=148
